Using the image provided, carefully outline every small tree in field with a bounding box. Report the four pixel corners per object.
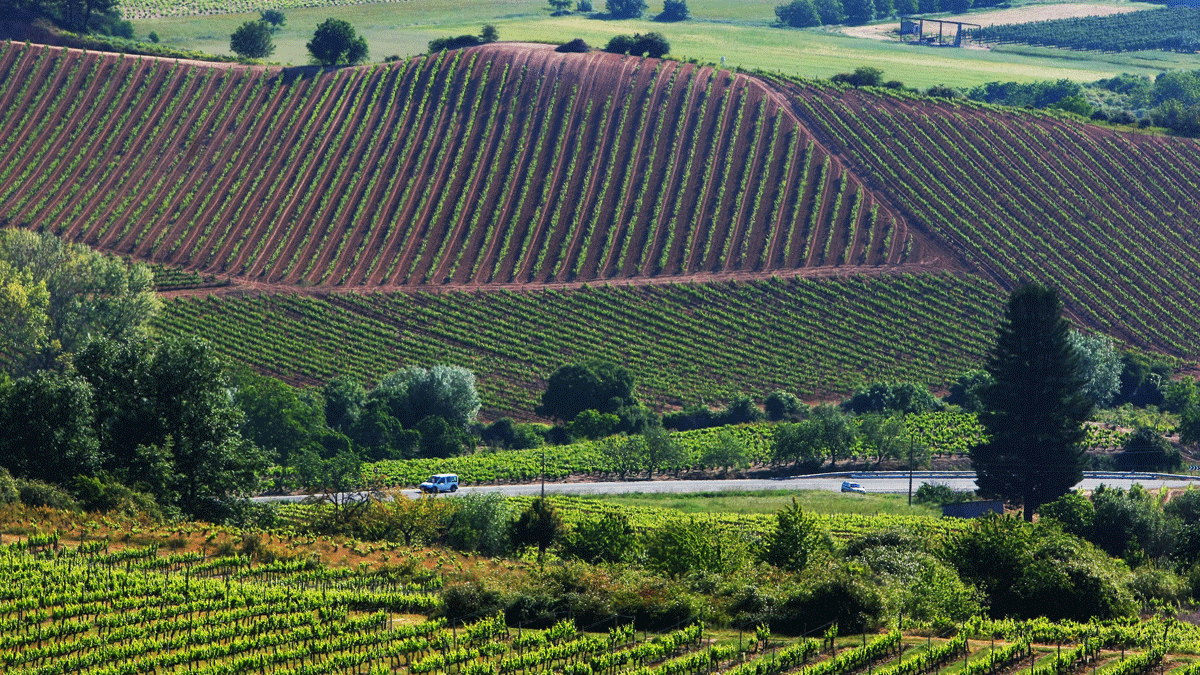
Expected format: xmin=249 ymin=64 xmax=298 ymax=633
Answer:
xmin=656 ymin=0 xmax=688 ymax=21
xmin=307 ymin=18 xmax=369 ymax=66
xmin=607 ymin=0 xmax=648 ymax=18
xmin=549 ymin=0 xmax=573 ymax=13
xmin=510 ymin=497 xmax=563 ymax=563
xmin=260 ymin=9 xmax=286 ymax=30
xmin=776 ymin=0 xmax=822 ymax=27
xmin=230 ymin=20 xmax=275 ymax=59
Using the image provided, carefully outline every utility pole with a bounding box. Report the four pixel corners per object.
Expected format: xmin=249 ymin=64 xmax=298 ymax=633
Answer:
xmin=541 ymin=448 xmax=546 ymax=499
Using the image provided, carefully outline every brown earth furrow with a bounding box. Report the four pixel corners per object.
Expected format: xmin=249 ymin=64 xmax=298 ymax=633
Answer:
xmin=0 ymin=52 xmax=109 ymax=220
xmin=681 ymin=75 xmax=743 ymax=274
xmin=241 ymin=70 xmax=362 ymax=280
xmin=406 ymin=55 xmax=510 ymax=286
xmin=283 ymin=67 xmax=396 ymax=284
xmin=719 ymin=94 xmax=773 ymax=273
xmin=394 ymin=54 xmax=495 ymax=285
xmin=97 ymin=67 xmax=212 ymax=252
xmin=0 ymin=46 xmax=57 ymax=147
xmin=260 ymin=68 xmax=375 ymax=282
xmin=162 ymin=69 xmax=296 ymax=269
xmin=447 ymin=49 xmax=539 ymax=285
xmin=367 ymin=51 xmax=470 ymax=286
xmin=56 ymin=58 xmax=172 ymax=244
xmin=595 ymin=59 xmax=676 ymax=278
xmin=760 ymin=132 xmax=804 ymax=270
xmin=428 ymin=56 xmax=525 ymax=285
xmin=517 ymin=53 xmax=608 ymax=283
xmin=157 ymin=69 xmax=273 ymax=268
xmin=572 ymin=57 xmax=650 ymax=280
xmin=0 ymin=47 xmax=72 ymax=171
xmin=739 ymin=125 xmax=791 ymax=271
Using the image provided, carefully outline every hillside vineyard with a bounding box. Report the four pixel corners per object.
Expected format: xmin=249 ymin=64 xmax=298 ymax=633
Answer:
xmin=0 ymin=42 xmax=911 ymax=289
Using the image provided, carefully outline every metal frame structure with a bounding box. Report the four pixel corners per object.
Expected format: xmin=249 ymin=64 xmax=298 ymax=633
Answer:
xmin=900 ymin=16 xmax=982 ymax=47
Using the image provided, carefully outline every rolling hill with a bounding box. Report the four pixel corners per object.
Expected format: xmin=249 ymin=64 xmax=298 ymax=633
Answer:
xmin=1 ymin=40 xmax=1198 ymax=413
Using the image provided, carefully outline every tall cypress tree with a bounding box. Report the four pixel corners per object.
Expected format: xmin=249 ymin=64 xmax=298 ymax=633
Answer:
xmin=971 ymin=284 xmax=1093 ymax=522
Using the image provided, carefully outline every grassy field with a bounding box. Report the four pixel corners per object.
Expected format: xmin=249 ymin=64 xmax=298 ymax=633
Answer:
xmin=130 ymin=0 xmax=1199 ymax=88
xmin=583 ymin=489 xmax=944 ymax=517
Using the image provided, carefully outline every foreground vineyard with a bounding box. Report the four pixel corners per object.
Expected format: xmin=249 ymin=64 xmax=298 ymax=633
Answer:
xmin=154 ymin=273 xmax=1001 ymax=417
xmin=767 ymin=77 xmax=1200 ymax=360
xmin=3 ymin=535 xmax=1199 ymax=675
xmin=0 ymin=42 xmax=914 ymax=288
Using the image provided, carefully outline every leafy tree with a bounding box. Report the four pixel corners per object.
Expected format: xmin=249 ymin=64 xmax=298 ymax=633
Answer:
xmin=842 ymin=0 xmax=874 ymax=25
xmin=373 ymin=365 xmax=480 ymax=429
xmin=1068 ymin=330 xmax=1122 ymax=408
xmin=307 ymin=18 xmax=369 ymax=66
xmin=971 ymin=284 xmax=1092 ymax=522
xmin=599 ymin=434 xmax=643 ymax=479
xmin=0 ymin=230 xmax=158 ymax=374
xmin=1115 ymin=426 xmax=1181 ymax=473
xmin=812 ymin=0 xmax=844 ymax=25
xmin=447 ymin=493 xmax=513 ymax=555
xmin=944 ymin=370 xmax=992 ymax=412
xmin=764 ymin=390 xmax=806 ymax=421
xmin=570 ymin=408 xmax=621 ymax=439
xmin=645 ymin=517 xmax=744 ymax=577
xmin=761 ymin=498 xmax=832 ymax=572
xmin=560 ymin=512 xmax=637 ymax=563
xmin=641 ymin=425 xmax=682 ymax=478
xmin=606 ymin=0 xmax=647 ymax=18
xmin=843 ymin=381 xmax=938 ymax=415
xmin=510 ymin=497 xmax=563 ymax=563
xmin=231 ymin=370 xmax=329 ymax=476
xmin=549 ymin=0 xmax=573 ymax=13
xmin=0 ymin=370 xmax=99 ymax=484
xmin=350 ymin=398 xmax=413 ymax=460
xmin=776 ymin=0 xmax=821 ymax=27
xmin=260 ymin=9 xmax=286 ymax=29
xmin=656 ymin=0 xmax=688 ymax=21
xmin=1090 ymin=484 xmax=1176 ymax=564
xmin=773 ymin=421 xmax=824 ymax=469
xmin=323 ymin=375 xmax=366 ymax=434
xmin=538 ymin=360 xmax=636 ymax=422
xmin=0 ymin=467 xmax=17 ymax=505
xmin=415 ymin=415 xmax=472 ymax=458
xmin=702 ymin=430 xmax=750 ymax=470
xmin=1039 ymin=491 xmax=1095 ymax=540
xmin=230 ymin=20 xmax=275 ymax=59
xmin=948 ymin=0 xmax=971 ymax=12
xmin=604 ymin=34 xmax=635 ymax=54
xmin=631 ymin=32 xmax=670 ymax=57
xmin=856 ymin=414 xmax=906 ymax=468
xmin=811 ymin=404 xmax=853 ymax=467
xmin=480 ymin=24 xmax=499 ymax=42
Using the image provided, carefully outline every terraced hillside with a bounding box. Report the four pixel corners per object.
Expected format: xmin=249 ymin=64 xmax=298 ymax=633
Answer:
xmin=0 ymin=42 xmax=916 ymax=288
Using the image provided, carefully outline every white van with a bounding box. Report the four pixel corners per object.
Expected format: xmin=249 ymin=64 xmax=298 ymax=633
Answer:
xmin=419 ymin=474 xmax=459 ymax=493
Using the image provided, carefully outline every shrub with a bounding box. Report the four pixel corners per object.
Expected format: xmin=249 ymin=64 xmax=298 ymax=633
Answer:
xmin=1116 ymin=426 xmax=1181 ymax=473
xmin=0 ymin=467 xmax=17 ymax=505
xmin=831 ymin=66 xmax=884 ymax=87
xmin=764 ymin=390 xmax=806 ymax=421
xmin=776 ymin=0 xmax=822 ymax=27
xmin=914 ymin=482 xmax=973 ymax=506
xmin=656 ymin=0 xmax=689 ymax=21
xmin=556 ymin=38 xmax=591 ymax=52
xmin=16 ymin=479 xmax=81 ymax=511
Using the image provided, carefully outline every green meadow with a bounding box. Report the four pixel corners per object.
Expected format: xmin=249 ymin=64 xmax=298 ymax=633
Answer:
xmin=131 ymin=0 xmax=1200 ymax=88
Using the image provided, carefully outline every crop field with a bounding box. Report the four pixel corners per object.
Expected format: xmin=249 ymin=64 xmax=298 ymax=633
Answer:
xmin=975 ymin=8 xmax=1200 ymax=52
xmin=760 ymin=75 xmax=1200 ymax=360
xmin=154 ymin=273 xmax=1002 ymax=417
xmin=6 ymin=527 xmax=1200 ymax=675
xmin=0 ymin=42 xmax=919 ymax=289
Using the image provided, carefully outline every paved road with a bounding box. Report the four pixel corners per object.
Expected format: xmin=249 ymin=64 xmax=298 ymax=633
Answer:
xmin=256 ymin=471 xmax=1200 ymax=502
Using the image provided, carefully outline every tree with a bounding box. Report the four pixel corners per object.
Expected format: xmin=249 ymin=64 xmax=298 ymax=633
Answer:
xmin=944 ymin=370 xmax=992 ymax=412
xmin=971 ymin=284 xmax=1093 ymax=522
xmin=570 ymin=409 xmax=621 ymax=439
xmin=0 ymin=230 xmax=158 ymax=374
xmin=260 ymin=9 xmax=286 ymax=30
xmin=641 ymin=425 xmax=683 ymax=478
xmin=480 ymin=24 xmax=499 ymax=42
xmin=812 ymin=0 xmax=844 ymax=25
xmin=645 ymin=517 xmax=744 ymax=577
xmin=811 ymin=404 xmax=853 ymax=467
xmin=631 ymin=32 xmax=670 ymax=57
xmin=843 ymin=381 xmax=938 ymax=415
xmin=537 ymin=360 xmax=637 ymax=422
xmin=606 ymin=0 xmax=647 ymax=18
xmin=831 ymin=66 xmax=884 ymax=87
xmin=446 ymin=493 xmax=512 ymax=555
xmin=549 ymin=0 xmax=573 ymax=13
xmin=761 ymin=498 xmax=832 ymax=572
xmin=776 ymin=0 xmax=821 ymax=26
xmin=0 ymin=370 xmax=99 ymax=485
xmin=773 ymin=421 xmax=824 ymax=469
xmin=373 ymin=365 xmax=480 ymax=429
xmin=842 ymin=0 xmax=874 ymax=25
xmin=230 ymin=20 xmax=275 ymax=59
xmin=702 ymin=430 xmax=750 ymax=471
xmin=856 ymin=414 xmax=906 ymax=468
xmin=510 ymin=497 xmax=563 ymax=563
xmin=1067 ymin=330 xmax=1122 ymax=408
xmin=764 ymin=390 xmax=806 ymax=421
xmin=599 ymin=434 xmax=643 ymax=479
xmin=1115 ymin=426 xmax=1181 ymax=473
xmin=307 ymin=18 xmax=369 ymax=66
xmin=656 ymin=0 xmax=688 ymax=21
xmin=560 ymin=512 xmax=637 ymax=563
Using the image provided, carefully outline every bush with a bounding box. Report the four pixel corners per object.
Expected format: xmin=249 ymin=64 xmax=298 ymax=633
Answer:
xmin=1116 ymin=426 xmax=1181 ymax=473
xmin=927 ymin=84 xmax=963 ymax=98
xmin=446 ymin=493 xmax=512 ymax=555
xmin=656 ymin=0 xmax=689 ymax=21
xmin=843 ymin=381 xmax=939 ymax=414
xmin=230 ymin=20 xmax=274 ymax=59
xmin=764 ymin=390 xmax=806 ymax=421
xmin=914 ymin=482 xmax=973 ymax=506
xmin=560 ymin=512 xmax=638 ymax=563
xmin=831 ymin=66 xmax=884 ymax=87
xmin=603 ymin=32 xmax=670 ymax=57
xmin=606 ymin=0 xmax=648 ymax=18
xmin=0 ymin=467 xmax=17 ymax=505
xmin=776 ymin=0 xmax=822 ymax=27
xmin=72 ymin=474 xmax=162 ymax=519
xmin=16 ymin=479 xmax=81 ymax=511
xmin=556 ymin=38 xmax=591 ymax=52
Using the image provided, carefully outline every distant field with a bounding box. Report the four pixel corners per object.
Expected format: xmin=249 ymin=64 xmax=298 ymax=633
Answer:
xmin=128 ymin=0 xmax=1192 ymax=88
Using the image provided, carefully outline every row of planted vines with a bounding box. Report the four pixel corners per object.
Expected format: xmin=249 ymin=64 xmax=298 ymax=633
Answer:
xmin=973 ymin=8 xmax=1200 ymax=52
xmin=0 ymin=43 xmax=909 ymax=289
xmin=3 ymin=533 xmax=1197 ymax=675
xmin=766 ymin=76 xmax=1200 ymax=360
xmin=153 ymin=273 xmax=1003 ymax=418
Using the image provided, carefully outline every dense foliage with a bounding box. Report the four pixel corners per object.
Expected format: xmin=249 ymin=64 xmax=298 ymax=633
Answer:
xmin=975 ymin=8 xmax=1200 ymax=53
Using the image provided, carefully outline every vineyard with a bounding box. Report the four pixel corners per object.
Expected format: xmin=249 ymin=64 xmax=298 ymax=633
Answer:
xmin=760 ymin=75 xmax=1200 ymax=361
xmin=0 ymin=42 xmax=917 ymax=290
xmin=974 ymin=8 xmax=1200 ymax=52
xmin=154 ymin=274 xmax=1002 ymax=417
xmin=5 ymin=529 xmax=1200 ymax=675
